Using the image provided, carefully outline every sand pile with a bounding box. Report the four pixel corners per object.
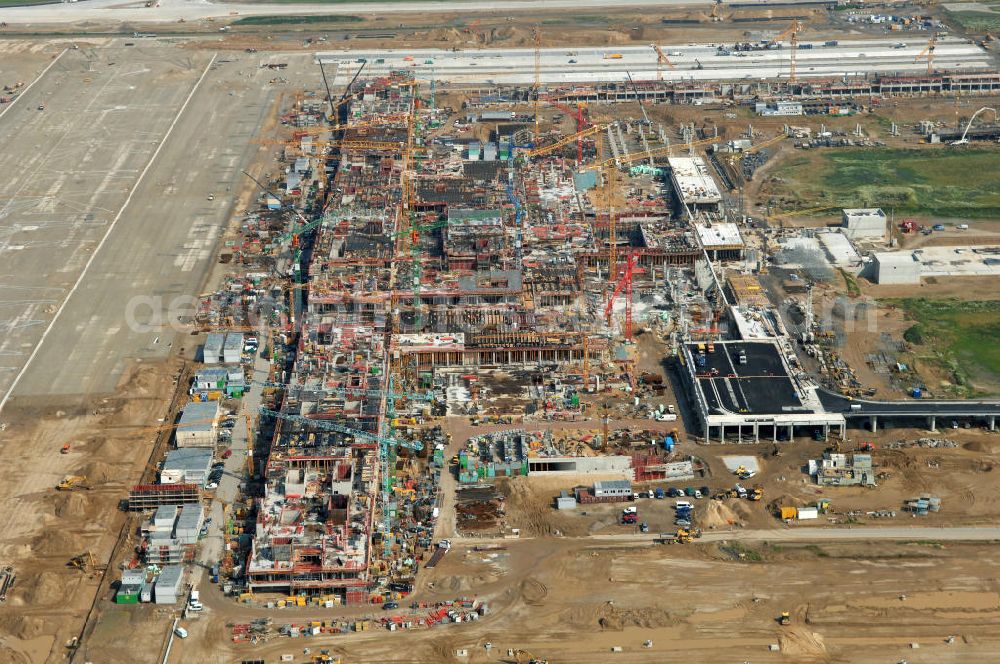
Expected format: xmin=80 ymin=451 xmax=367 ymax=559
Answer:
xmin=18 ymin=571 xmax=65 ymax=607
xmin=778 ymin=628 xmax=827 ymax=658
xmin=702 ymin=500 xmax=744 ymax=528
xmin=52 ymin=492 xmax=87 ymax=519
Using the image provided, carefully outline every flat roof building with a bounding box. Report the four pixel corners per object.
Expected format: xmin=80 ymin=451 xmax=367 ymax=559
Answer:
xmin=873 ymin=251 xmax=920 ymax=284
xmin=175 ymin=401 xmax=219 ymax=448
xmin=667 ymin=157 xmax=722 ymax=213
xmin=696 ymin=223 xmax=744 ymax=260
xmin=162 ymin=447 xmax=214 ymax=485
xmin=842 ymin=208 xmax=886 ymax=241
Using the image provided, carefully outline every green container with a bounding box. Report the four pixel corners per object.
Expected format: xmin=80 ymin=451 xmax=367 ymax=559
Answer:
xmin=115 ymin=592 xmax=139 ymax=605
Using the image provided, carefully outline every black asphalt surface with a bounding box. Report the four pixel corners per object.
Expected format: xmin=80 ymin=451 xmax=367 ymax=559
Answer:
xmin=817 ymin=387 xmax=1000 ymax=418
xmin=690 ymin=342 xmax=806 ymax=415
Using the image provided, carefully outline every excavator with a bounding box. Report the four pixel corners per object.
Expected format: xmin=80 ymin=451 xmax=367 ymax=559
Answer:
xmin=68 ymin=551 xmax=97 ymax=571
xmin=56 ymin=475 xmax=89 ymax=491
xmin=749 ymin=485 xmax=764 ymax=501
xmin=778 ymin=611 xmax=791 ymax=626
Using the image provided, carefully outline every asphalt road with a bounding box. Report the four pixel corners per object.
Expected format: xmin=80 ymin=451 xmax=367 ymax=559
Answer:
xmin=817 ymin=387 xmax=1000 ymax=418
xmin=454 ymin=526 xmax=1000 ymax=546
xmin=320 ymin=39 xmax=993 ymax=85
xmin=0 ymin=0 xmax=830 ymax=24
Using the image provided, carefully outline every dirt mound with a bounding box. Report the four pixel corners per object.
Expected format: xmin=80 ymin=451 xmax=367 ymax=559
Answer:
xmin=434 ymin=575 xmax=490 ymax=593
xmin=964 ymin=440 xmax=1000 ymax=454
xmin=52 ymin=492 xmax=88 ymax=519
xmin=597 ymin=605 xmax=674 ymax=631
xmin=31 ymin=529 xmax=79 ymax=557
xmin=778 ymin=628 xmax=827 ymax=658
xmin=79 ymin=461 xmax=118 ymax=485
xmin=0 ymin=614 xmax=53 ymax=640
xmin=767 ymin=494 xmax=805 ymax=516
xmin=17 ymin=571 xmax=66 ymax=606
xmin=519 ymin=577 xmax=548 ymax=606
xmin=702 ymin=500 xmax=744 ymax=528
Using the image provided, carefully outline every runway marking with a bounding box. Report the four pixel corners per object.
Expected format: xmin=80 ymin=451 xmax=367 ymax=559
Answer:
xmin=0 ymin=53 xmax=217 ymax=416
xmin=0 ymin=48 xmax=67 ymax=123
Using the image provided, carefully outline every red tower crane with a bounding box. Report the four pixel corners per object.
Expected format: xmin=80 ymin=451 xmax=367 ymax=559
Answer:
xmin=604 ymin=252 xmax=644 ymax=340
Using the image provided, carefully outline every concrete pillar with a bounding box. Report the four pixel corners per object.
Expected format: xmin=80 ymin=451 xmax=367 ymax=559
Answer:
xmin=754 ymin=423 xmax=760 ymax=443
xmin=772 ymin=424 xmax=777 ymax=443
xmin=823 ymin=424 xmax=829 ymax=441
xmin=929 ymin=415 xmax=936 ymax=432
xmin=720 ymin=424 xmax=725 ymax=443
xmin=871 ymin=415 xmax=878 ymax=433
xmin=990 ymin=416 xmax=996 ymax=432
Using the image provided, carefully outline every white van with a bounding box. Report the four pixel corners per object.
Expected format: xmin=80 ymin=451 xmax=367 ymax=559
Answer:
xmin=174 ymin=626 xmax=189 ymax=639
xmin=675 ymin=500 xmax=693 ymax=510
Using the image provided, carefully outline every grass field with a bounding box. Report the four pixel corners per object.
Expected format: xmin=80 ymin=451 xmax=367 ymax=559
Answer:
xmin=767 ymin=149 xmax=1000 ymax=219
xmin=891 ymin=299 xmax=1000 ymax=396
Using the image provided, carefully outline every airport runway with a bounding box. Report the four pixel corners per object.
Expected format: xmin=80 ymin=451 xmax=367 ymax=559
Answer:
xmin=320 ymin=38 xmax=994 ymax=86
xmin=4 ymin=0 xmax=818 ymax=25
xmin=0 ymin=46 xmax=307 ymax=404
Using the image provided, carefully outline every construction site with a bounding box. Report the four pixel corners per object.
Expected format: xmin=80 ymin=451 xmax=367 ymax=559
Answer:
xmin=2 ymin=1 xmax=1000 ymax=663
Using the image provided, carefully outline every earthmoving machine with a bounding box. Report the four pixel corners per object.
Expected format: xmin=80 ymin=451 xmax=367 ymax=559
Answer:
xmin=513 ymin=650 xmax=549 ymax=664
xmin=56 ymin=475 xmax=89 ymax=491
xmin=60 ymin=443 xmax=71 ymax=454
xmin=675 ymin=527 xmax=702 ymax=543
xmin=68 ymin=551 xmax=96 ymax=571
xmin=750 ymin=485 xmax=764 ymax=501
xmin=779 ymin=611 xmax=791 ymax=626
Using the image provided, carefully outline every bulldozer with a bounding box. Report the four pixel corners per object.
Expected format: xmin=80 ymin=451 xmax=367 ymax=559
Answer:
xmin=778 ymin=611 xmax=791 ymax=626
xmin=56 ymin=475 xmax=89 ymax=491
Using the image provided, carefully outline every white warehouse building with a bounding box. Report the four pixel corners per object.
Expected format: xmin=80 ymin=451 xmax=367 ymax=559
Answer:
xmin=842 ymin=208 xmax=887 ymax=240
xmin=873 ymin=251 xmax=921 ymax=284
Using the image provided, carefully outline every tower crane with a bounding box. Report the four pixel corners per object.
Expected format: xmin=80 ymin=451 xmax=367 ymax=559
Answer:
xmin=526 ymin=123 xmax=610 ymax=159
xmin=251 ymin=380 xmax=433 ymax=402
xmin=773 ymin=20 xmax=804 ymax=83
xmin=258 ymin=408 xmax=423 ymax=451
xmin=651 ymin=43 xmax=676 ymax=81
xmin=915 ymin=33 xmax=937 ymax=75
xmin=604 ymin=252 xmax=644 ymax=340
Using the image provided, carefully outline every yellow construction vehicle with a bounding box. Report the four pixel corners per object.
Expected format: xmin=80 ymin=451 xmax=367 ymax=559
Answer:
xmin=779 ymin=611 xmax=791 ymax=626
xmin=733 ymin=465 xmax=748 ymax=476
xmin=750 ymin=485 xmax=764 ymax=501
xmin=311 ymin=655 xmax=341 ymax=664
xmin=514 ymin=650 xmax=549 ymax=664
xmin=56 ymin=475 xmax=89 ymax=491
xmin=68 ymin=551 xmax=96 ymax=571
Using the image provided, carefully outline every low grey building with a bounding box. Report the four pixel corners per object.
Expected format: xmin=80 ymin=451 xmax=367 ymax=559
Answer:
xmin=161 ymin=448 xmax=214 ymax=485
xmin=203 ymin=333 xmax=225 ymax=365
xmin=175 ymin=401 xmax=219 ymax=448
xmin=154 ymin=565 xmax=184 ymax=605
xmin=593 ymin=479 xmax=633 ymax=498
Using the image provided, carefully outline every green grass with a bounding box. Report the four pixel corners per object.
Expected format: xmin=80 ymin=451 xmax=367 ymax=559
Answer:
xmin=948 ymin=11 xmax=1000 ymax=31
xmin=769 ymin=149 xmax=1000 ymax=219
xmin=233 ymin=14 xmax=364 ymax=25
xmin=839 ymin=269 xmax=861 ymax=298
xmin=890 ymin=299 xmax=1000 ymax=396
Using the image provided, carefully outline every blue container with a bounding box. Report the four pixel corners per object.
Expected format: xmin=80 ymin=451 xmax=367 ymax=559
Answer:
xmin=912 ymin=387 xmax=922 ymax=398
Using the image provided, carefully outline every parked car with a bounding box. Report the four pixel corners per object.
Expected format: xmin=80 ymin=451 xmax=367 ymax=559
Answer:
xmin=675 ymin=519 xmax=692 ymax=528
xmin=675 ymin=500 xmax=693 ymax=510
xmin=222 ymin=448 xmax=233 ymax=459
xmin=667 ymin=488 xmax=683 ymax=498
xmin=382 ymin=601 xmax=399 ymax=610
xmin=700 ymin=486 xmax=711 ymax=497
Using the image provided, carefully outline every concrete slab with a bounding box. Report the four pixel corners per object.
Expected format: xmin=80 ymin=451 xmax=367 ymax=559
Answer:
xmin=721 ymin=456 xmax=760 ymax=474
